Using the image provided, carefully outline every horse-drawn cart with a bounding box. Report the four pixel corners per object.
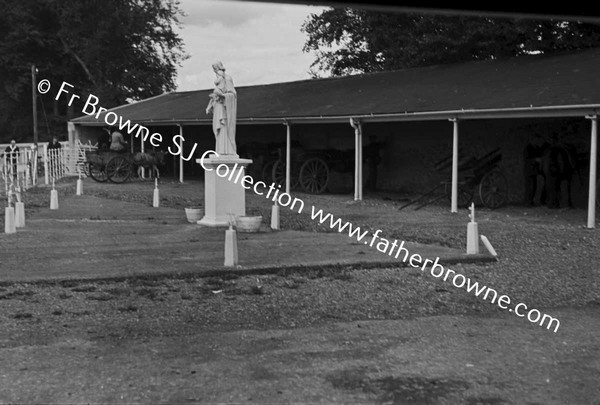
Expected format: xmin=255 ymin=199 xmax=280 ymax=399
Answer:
xmin=85 ymin=150 xmax=133 ymax=183
xmin=400 ymin=148 xmax=509 ymax=210
xmin=270 ymin=148 xmax=355 ymax=194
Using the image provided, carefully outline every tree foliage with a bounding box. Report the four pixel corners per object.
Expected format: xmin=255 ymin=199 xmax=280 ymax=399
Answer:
xmin=0 ymin=0 xmax=187 ymax=140
xmin=302 ymin=8 xmax=600 ymax=77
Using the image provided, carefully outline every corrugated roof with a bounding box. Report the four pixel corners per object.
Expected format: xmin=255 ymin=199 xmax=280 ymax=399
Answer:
xmin=71 ymin=47 xmax=600 ymax=125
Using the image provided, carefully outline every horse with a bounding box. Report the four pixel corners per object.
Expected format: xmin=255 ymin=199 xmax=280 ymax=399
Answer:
xmin=540 ymin=144 xmax=578 ymax=208
xmin=132 ymin=151 xmax=165 ymax=180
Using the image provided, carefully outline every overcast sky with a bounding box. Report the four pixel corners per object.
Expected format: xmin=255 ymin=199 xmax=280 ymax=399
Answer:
xmin=175 ymin=0 xmax=328 ymax=91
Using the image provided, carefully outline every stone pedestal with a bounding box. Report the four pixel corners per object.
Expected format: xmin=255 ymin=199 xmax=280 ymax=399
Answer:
xmin=195 ymin=156 xmax=253 ymax=227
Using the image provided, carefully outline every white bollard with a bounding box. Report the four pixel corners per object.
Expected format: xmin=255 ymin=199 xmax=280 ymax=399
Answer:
xmin=270 ymin=203 xmax=280 ymax=230
xmin=224 ymin=226 xmax=238 ymax=267
xmin=5 ymin=206 xmax=16 ymax=234
xmin=466 ymin=202 xmax=479 ymax=254
xmin=480 ymin=235 xmax=498 ymax=258
xmin=50 ymin=189 xmax=59 ymax=210
xmin=153 ymin=179 xmax=159 ymax=208
xmin=76 ymin=178 xmax=83 ymax=195
xmin=15 ymin=202 xmax=25 ymax=228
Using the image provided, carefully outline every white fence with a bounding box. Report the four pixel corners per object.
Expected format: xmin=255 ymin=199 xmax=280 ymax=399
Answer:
xmin=1 ymin=141 xmax=98 ymax=194
xmin=43 ymin=141 xmax=98 ymax=184
xmin=1 ymin=145 xmax=38 ymax=198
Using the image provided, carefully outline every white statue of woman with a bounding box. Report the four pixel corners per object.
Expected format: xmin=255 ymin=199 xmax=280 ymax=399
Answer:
xmin=206 ymin=61 xmax=237 ymax=155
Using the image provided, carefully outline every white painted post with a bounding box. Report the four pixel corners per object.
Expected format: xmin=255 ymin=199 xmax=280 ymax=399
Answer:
xmin=350 ymin=118 xmax=360 ymax=201
xmin=2 ymin=155 xmax=8 ymax=196
xmin=355 ymin=124 xmax=359 ymax=200
xmin=224 ymin=218 xmax=238 ymax=266
xmin=5 ymin=206 xmax=16 ymax=234
xmin=466 ymin=202 xmax=479 ymax=254
xmin=25 ymin=153 xmax=31 ymax=189
xmin=450 ymin=118 xmax=459 ymax=213
xmin=15 ymin=202 xmax=25 ymax=228
xmin=140 ymin=131 xmax=146 ymax=179
xmin=270 ymin=203 xmax=280 ymax=230
xmin=285 ymin=121 xmax=291 ymax=195
xmin=153 ymin=177 xmax=159 ymax=207
xmin=480 ymin=235 xmax=498 ymax=258
xmin=179 ymin=125 xmax=184 ymax=183
xmin=586 ymin=115 xmax=597 ymax=229
xmin=358 ymin=121 xmax=363 ymax=201
xmin=43 ymin=143 xmax=49 ymax=185
xmin=50 ymin=178 xmax=59 ymax=210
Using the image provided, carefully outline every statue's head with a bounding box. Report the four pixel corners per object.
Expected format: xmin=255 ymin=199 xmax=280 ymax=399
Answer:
xmin=212 ymin=61 xmax=225 ymax=72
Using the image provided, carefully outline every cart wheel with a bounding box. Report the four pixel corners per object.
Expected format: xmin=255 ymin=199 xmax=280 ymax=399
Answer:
xmin=88 ymin=162 xmax=107 ymax=182
xmin=299 ymin=158 xmax=329 ymax=194
xmin=272 ymin=159 xmax=299 ymax=190
xmin=479 ymin=170 xmax=508 ymax=209
xmin=444 ymin=182 xmax=474 ymax=208
xmin=81 ymin=163 xmax=90 ymax=178
xmin=261 ymin=160 xmax=275 ymax=183
xmin=106 ymin=155 xmax=131 ymax=184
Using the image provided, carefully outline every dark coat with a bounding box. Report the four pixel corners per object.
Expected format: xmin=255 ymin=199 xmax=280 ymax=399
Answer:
xmin=48 ymin=141 xmax=62 ymax=150
xmin=4 ymin=145 xmax=19 ymax=163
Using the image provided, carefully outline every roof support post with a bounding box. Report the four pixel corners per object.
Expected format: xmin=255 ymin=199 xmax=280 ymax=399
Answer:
xmin=586 ymin=115 xmax=597 ymax=228
xmin=178 ymin=125 xmax=184 ymax=183
xmin=350 ymin=118 xmax=363 ymax=201
xmin=449 ymin=118 xmax=459 ymax=213
xmin=284 ymin=120 xmax=291 ymax=195
xmin=140 ymin=129 xmax=145 ymax=179
xmin=359 ymin=122 xmax=363 ymax=201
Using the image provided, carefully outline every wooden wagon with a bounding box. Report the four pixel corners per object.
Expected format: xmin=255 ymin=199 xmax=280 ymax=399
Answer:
xmin=400 ymin=148 xmax=509 ymax=210
xmin=85 ymin=150 xmax=133 ymax=183
xmin=269 ymin=147 xmax=355 ymax=194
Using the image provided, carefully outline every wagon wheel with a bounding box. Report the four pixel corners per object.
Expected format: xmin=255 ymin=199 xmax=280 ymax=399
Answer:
xmin=106 ymin=155 xmax=132 ymax=184
xmin=479 ymin=170 xmax=508 ymax=209
xmin=76 ymin=160 xmax=90 ymax=178
xmin=88 ymin=162 xmax=107 ymax=182
xmin=261 ymin=160 xmax=275 ymax=183
xmin=444 ymin=182 xmax=474 ymax=208
xmin=81 ymin=163 xmax=90 ymax=178
xmin=272 ymin=159 xmax=299 ymax=190
xmin=299 ymin=158 xmax=329 ymax=194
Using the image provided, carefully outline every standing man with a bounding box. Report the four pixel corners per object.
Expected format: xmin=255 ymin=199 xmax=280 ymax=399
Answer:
xmin=99 ymin=127 xmax=112 ymax=150
xmin=364 ymin=135 xmax=384 ymax=192
xmin=4 ymin=140 xmax=20 ymax=179
xmin=543 ymin=133 xmax=572 ymax=209
xmin=523 ymin=133 xmax=548 ymax=206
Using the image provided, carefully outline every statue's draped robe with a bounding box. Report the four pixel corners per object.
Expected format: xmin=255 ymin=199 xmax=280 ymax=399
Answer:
xmin=212 ymin=73 xmax=237 ymax=155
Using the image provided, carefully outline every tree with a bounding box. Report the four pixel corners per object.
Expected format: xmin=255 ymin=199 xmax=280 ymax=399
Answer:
xmin=301 ymin=8 xmax=600 ymax=77
xmin=0 ymin=0 xmax=187 ymax=141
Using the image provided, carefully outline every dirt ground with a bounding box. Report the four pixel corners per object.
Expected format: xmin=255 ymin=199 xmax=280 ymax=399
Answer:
xmin=0 ymin=177 xmax=599 ymax=404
